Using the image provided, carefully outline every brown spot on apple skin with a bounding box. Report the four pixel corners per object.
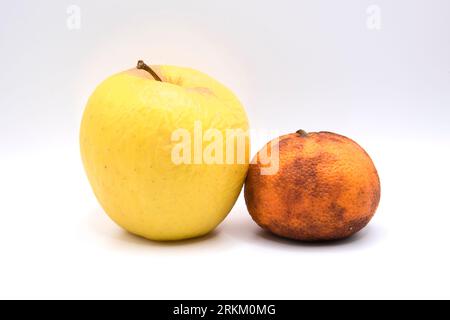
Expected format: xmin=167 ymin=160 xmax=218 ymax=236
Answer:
xmin=123 ymin=66 xmax=164 ymax=81
xmin=186 ymin=87 xmax=215 ymax=96
xmin=121 ymin=66 xmax=216 ymax=96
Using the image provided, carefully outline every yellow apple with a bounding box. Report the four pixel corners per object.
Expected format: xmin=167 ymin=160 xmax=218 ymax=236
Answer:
xmin=80 ymin=61 xmax=249 ymax=241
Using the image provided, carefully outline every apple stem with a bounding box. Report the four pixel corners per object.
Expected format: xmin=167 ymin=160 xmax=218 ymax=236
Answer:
xmin=296 ymin=129 xmax=308 ymax=137
xmin=136 ymin=60 xmax=162 ymax=82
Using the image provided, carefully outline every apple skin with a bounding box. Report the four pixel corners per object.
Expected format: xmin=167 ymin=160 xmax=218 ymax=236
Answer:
xmin=80 ymin=64 xmax=249 ymax=241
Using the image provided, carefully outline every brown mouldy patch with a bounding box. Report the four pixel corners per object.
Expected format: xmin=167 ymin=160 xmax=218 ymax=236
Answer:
xmin=329 ymin=202 xmax=346 ymax=221
xmin=340 ymin=216 xmax=372 ymax=238
xmin=273 ymin=215 xmax=372 ymax=242
xmin=370 ymin=186 xmax=381 ymax=213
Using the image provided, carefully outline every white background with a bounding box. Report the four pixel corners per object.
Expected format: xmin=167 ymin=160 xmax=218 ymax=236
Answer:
xmin=1 ymin=0 xmax=449 ymax=299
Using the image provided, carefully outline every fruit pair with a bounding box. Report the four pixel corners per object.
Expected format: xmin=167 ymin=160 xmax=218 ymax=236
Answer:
xmin=80 ymin=62 xmax=380 ymax=242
